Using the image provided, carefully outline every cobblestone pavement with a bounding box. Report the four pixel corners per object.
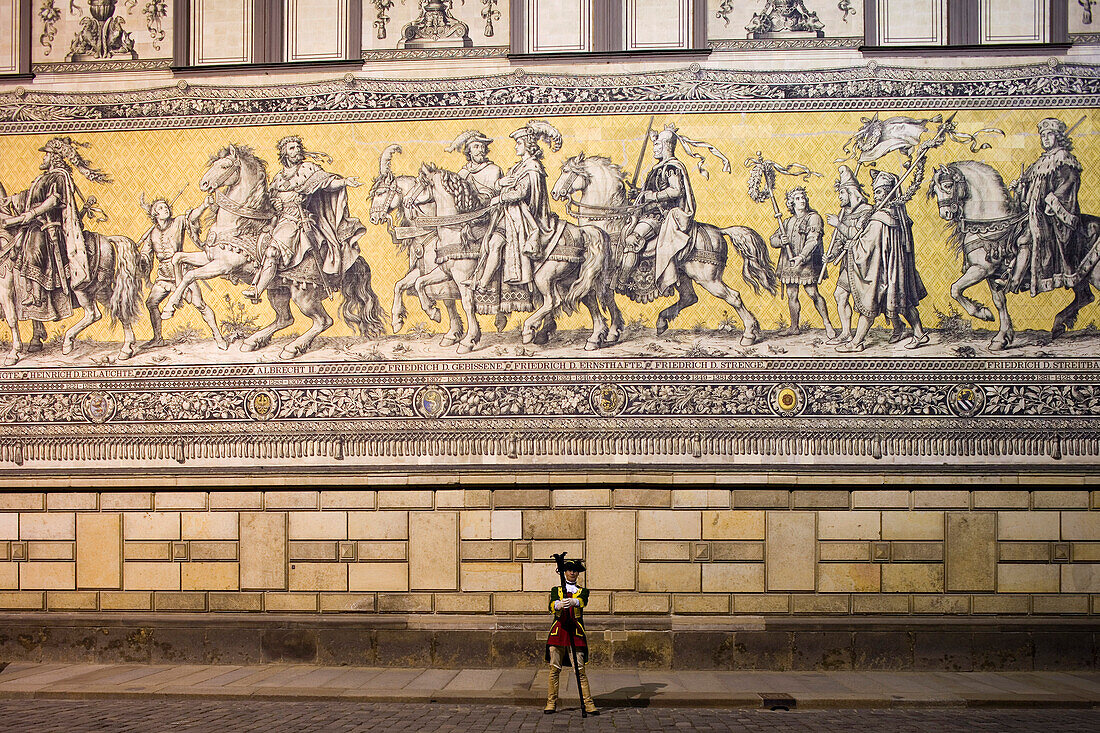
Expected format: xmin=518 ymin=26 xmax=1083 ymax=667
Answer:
xmin=0 ymin=700 xmax=1096 ymax=733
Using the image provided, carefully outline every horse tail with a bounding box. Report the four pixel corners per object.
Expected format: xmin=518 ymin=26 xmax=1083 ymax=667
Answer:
xmin=564 ymin=225 xmax=609 ymax=312
xmin=721 ymin=226 xmax=777 ymax=295
xmin=339 ymin=256 xmax=386 ymax=338
xmin=105 ymin=235 xmax=144 ymax=325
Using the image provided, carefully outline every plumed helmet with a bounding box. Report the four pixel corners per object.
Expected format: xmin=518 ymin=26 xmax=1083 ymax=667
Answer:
xmin=446 ymin=130 xmax=493 ymax=153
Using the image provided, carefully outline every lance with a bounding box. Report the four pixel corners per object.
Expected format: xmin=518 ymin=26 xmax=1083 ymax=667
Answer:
xmin=551 ymin=551 xmax=587 ymax=718
xmin=629 ymin=116 xmax=656 ymax=191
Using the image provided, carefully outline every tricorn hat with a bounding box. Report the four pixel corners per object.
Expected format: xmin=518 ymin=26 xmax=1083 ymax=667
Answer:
xmin=562 ymin=558 xmax=586 ymax=572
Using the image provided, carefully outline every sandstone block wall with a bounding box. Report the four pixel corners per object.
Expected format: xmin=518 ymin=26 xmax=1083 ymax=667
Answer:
xmin=0 ymin=489 xmax=1096 ymax=617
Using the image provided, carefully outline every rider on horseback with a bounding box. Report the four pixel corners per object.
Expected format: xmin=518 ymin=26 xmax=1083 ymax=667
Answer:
xmin=449 ymin=130 xmax=503 ymax=203
xmin=243 ymin=136 xmax=364 ymax=303
xmin=5 ymin=137 xmax=106 ymax=316
xmin=619 ymin=124 xmax=696 ymax=295
xmin=1006 ymin=117 xmax=1084 ymax=295
xmin=474 ymin=120 xmax=562 ymax=293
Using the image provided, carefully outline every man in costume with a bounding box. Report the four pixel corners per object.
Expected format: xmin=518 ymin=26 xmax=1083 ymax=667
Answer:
xmin=1007 ymin=117 xmax=1084 ymax=294
xmin=475 ymin=120 xmax=563 ymax=293
xmin=825 ymin=166 xmax=874 ymax=345
xmin=6 ymin=137 xmax=106 ymax=317
xmin=137 ymin=194 xmax=227 ymax=350
xmin=837 ymin=169 xmax=928 ymax=352
xmin=448 ymin=130 xmax=503 ymax=203
xmin=243 ymin=136 xmax=365 ymax=303
xmin=770 ymin=187 xmax=835 ymax=339
xmin=545 ymin=558 xmax=598 ymax=716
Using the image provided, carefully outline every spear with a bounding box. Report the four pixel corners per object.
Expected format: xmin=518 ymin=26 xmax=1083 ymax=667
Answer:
xmin=551 ymin=551 xmax=587 ymax=718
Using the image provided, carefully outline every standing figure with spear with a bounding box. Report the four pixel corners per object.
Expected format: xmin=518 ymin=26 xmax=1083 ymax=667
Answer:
xmin=546 ymin=553 xmax=598 ymax=716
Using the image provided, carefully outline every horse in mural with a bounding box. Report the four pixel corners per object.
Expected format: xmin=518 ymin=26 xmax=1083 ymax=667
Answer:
xmin=405 ymin=162 xmax=612 ymax=352
xmin=367 ymin=144 xmax=466 ymax=347
xmin=551 ymin=153 xmax=777 ymax=346
xmin=0 ymin=223 xmax=143 ymax=366
xmin=160 ymin=144 xmax=384 ymax=359
xmin=929 ymin=161 xmax=1100 ymax=349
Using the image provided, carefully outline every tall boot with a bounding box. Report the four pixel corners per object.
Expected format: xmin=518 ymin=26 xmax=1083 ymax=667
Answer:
xmin=243 ymin=252 xmax=278 ymax=304
xmin=544 ymin=665 xmax=560 ymax=714
xmin=576 ymin=663 xmax=599 ymax=715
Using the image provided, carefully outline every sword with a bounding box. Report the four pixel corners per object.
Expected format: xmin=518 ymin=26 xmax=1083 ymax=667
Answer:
xmin=629 ymin=116 xmax=656 ymax=192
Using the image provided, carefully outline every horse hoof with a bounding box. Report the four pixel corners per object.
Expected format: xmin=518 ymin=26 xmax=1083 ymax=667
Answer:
xmin=280 ymin=346 xmax=302 ymax=360
xmin=62 ymin=340 xmax=74 ymax=355
xmin=118 ymin=346 xmax=134 ymax=361
xmin=392 ymin=318 xmax=405 ymax=332
xmin=26 ymin=341 xmax=42 ymax=354
xmin=656 ymin=319 xmax=668 ymax=336
xmin=240 ymin=340 xmax=260 ymax=352
xmin=495 ymin=313 xmax=508 ymax=332
xmin=439 ymin=336 xmax=457 ymax=347
xmin=605 ymin=331 xmax=621 ymax=346
xmin=457 ymin=343 xmax=473 ymax=355
xmin=1051 ymin=324 xmax=1067 ymax=340
xmin=3 ymin=353 xmax=17 ymax=366
xmin=521 ymin=330 xmax=535 ymax=345
xmin=976 ymin=307 xmax=994 ymax=322
xmin=160 ymin=307 xmax=175 ymax=320
xmin=585 ymin=339 xmax=601 ymax=351
xmin=215 ymin=340 xmax=229 ymax=351
xmin=740 ymin=332 xmax=758 ymax=347
xmin=428 ymin=307 xmax=442 ymax=323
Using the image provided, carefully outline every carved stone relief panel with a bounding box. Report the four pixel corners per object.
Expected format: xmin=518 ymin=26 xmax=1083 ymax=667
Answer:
xmin=361 ymin=0 xmax=507 ymax=59
xmin=33 ymin=0 xmax=172 ymax=72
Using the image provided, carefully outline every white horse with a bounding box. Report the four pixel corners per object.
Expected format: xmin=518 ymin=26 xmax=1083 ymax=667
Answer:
xmin=161 ymin=144 xmax=384 ymax=359
xmin=407 ymin=162 xmax=612 ymax=351
xmin=0 ymin=223 xmax=142 ymax=366
xmin=929 ymin=160 xmax=1100 ymax=350
xmin=367 ymin=144 xmax=465 ymax=347
xmin=552 ymin=153 xmax=777 ymax=347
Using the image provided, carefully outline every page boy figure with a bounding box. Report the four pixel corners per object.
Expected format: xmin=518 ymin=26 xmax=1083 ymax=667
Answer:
xmin=545 ymin=558 xmax=598 ymax=716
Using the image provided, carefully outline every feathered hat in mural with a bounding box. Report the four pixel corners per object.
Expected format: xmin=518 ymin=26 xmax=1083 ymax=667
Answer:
xmin=509 ymin=120 xmax=563 ymax=152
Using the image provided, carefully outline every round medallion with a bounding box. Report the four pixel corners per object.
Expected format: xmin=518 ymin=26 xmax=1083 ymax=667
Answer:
xmin=590 ymin=383 xmax=627 ymax=417
xmin=82 ymin=391 xmax=116 ymax=424
xmin=947 ymin=383 xmax=985 ymax=418
xmin=416 ymin=386 xmax=450 ymax=419
xmin=246 ymin=389 xmax=280 ymax=421
xmin=770 ymin=383 xmax=805 ymax=417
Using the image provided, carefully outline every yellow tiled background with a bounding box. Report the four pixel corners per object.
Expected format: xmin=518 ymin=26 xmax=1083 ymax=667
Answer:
xmin=0 ymin=109 xmax=1097 ymax=343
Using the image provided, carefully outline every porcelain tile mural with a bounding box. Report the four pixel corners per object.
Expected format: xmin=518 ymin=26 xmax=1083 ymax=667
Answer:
xmin=0 ymin=65 xmax=1097 ymax=475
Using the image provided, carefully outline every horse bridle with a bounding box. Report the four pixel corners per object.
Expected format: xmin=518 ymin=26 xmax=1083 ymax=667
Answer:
xmin=558 ymin=162 xmax=641 ymax=222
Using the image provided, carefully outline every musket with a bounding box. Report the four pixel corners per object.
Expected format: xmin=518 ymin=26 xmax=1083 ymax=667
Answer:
xmin=551 ymin=552 xmax=587 ymax=718
xmin=629 ymin=116 xmax=656 ymax=192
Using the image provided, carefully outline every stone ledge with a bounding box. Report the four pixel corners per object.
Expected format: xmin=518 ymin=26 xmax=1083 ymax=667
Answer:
xmin=0 ymin=613 xmax=1094 ymax=670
